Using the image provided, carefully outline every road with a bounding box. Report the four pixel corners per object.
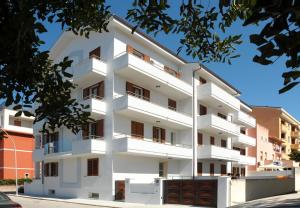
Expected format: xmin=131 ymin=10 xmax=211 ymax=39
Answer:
xmin=231 ymin=192 xmax=300 ymax=208
xmin=9 ymin=195 xmax=108 ymax=208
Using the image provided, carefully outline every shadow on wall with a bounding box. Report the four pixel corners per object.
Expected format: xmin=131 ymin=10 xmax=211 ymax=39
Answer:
xmin=231 ymin=196 xmax=300 ymax=208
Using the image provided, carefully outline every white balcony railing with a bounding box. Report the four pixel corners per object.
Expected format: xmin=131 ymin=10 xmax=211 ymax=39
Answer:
xmin=238 ymin=155 xmax=256 ymax=165
xmin=71 ymin=57 xmax=107 ymax=85
xmin=3 ymin=125 xmax=33 ymax=134
xmin=114 ymin=94 xmax=192 ymax=129
xmin=198 ymin=145 xmax=240 ymax=161
xmin=80 ymin=96 xmax=106 ymax=117
xmin=233 ymin=111 xmax=256 ymax=128
xmin=72 ymin=136 xmax=106 ymax=155
xmin=232 ymin=134 xmax=256 ymax=147
xmin=197 ymin=82 xmax=240 ymax=113
xmin=197 ymin=114 xmax=240 ymax=137
xmin=113 ymin=53 xmax=192 ymax=98
xmin=113 ymin=137 xmax=192 ymax=159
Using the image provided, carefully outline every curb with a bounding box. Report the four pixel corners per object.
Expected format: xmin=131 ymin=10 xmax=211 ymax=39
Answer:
xmin=8 ymin=194 xmax=121 ymax=208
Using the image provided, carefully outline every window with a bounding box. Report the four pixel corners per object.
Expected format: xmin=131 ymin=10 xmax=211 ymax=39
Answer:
xmin=89 ymin=47 xmax=101 ymax=60
xmin=221 ymin=164 xmax=227 ymax=176
xmin=281 ymin=133 xmax=286 ymax=139
xmin=44 ymin=162 xmax=58 ymax=177
xmin=153 ymin=127 xmax=166 ymax=143
xmin=159 ymin=162 xmax=167 ymax=177
xmin=241 ymin=168 xmax=246 ymax=176
xmin=82 ymin=81 xmax=104 ymax=100
xmin=260 ymin=151 xmax=263 ymax=161
xmin=126 ymin=82 xmax=150 ymax=101
xmin=170 ymin=132 xmax=176 ymax=145
xmin=210 ymin=136 xmax=215 ymax=145
xmin=168 ymin=99 xmax=177 ymax=111
xmin=13 ymin=119 xmax=21 ymax=126
xmin=210 ymin=163 xmax=214 ymax=176
xmin=131 ymin=121 xmax=144 ymax=139
xmin=199 ymin=105 xmax=207 ymax=116
xmin=82 ymin=120 xmax=104 ymax=139
xmin=197 ymin=162 xmax=202 ymax=176
xmin=198 ymin=133 xmax=203 ymax=145
xmin=240 ymin=148 xmax=246 ymax=155
xmin=217 ymin=113 xmax=227 ymax=120
xmin=221 ymin=140 xmax=227 ymax=148
xmin=199 ymin=77 xmax=207 ymax=85
xmin=127 ymin=45 xmax=150 ymax=62
xmin=87 ymin=158 xmax=99 ymax=176
xmin=240 ymin=129 xmax=246 ymax=134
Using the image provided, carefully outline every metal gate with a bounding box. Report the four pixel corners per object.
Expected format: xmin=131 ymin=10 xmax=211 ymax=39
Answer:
xmin=163 ymin=179 xmax=217 ymax=207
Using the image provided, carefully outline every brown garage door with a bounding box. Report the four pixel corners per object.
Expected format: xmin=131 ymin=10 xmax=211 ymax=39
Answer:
xmin=163 ymin=179 xmax=217 ymax=207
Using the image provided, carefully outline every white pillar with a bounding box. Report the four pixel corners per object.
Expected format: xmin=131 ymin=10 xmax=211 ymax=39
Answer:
xmin=217 ymin=176 xmax=231 ymax=208
xmin=192 ymin=72 xmax=198 ymax=177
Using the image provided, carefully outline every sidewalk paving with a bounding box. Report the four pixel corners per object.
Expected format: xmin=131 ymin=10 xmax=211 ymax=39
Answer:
xmin=231 ymin=192 xmax=300 ymax=208
xmin=10 ymin=194 xmax=191 ymax=208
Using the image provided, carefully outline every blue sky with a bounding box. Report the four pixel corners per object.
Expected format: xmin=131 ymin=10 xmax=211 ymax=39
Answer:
xmin=40 ymin=1 xmax=300 ymax=120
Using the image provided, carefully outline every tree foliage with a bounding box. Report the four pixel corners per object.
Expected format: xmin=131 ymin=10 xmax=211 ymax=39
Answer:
xmin=289 ymin=149 xmax=300 ymax=162
xmin=0 ymin=0 xmax=300 ymax=133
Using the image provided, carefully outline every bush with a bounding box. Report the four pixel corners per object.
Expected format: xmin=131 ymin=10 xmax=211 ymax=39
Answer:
xmin=0 ymin=178 xmax=32 ymax=186
xmin=18 ymin=186 xmax=24 ymax=193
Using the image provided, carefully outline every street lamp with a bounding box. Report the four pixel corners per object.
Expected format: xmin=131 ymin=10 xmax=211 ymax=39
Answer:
xmin=192 ymin=67 xmax=201 ymax=179
xmin=0 ymin=129 xmax=18 ymax=195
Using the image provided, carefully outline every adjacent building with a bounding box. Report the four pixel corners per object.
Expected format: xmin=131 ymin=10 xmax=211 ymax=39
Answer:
xmin=0 ymin=107 xmax=34 ymax=179
xmin=27 ymin=16 xmax=257 ymax=203
xmin=251 ymin=106 xmax=300 ymax=168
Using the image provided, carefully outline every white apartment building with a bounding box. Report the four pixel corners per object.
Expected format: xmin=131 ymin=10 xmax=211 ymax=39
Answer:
xmin=26 ymin=16 xmax=256 ymax=204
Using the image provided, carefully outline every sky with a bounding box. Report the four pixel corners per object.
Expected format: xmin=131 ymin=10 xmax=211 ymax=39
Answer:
xmin=40 ymin=1 xmax=300 ymax=120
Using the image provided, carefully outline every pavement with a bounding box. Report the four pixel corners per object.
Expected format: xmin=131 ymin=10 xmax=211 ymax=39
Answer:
xmin=8 ymin=194 xmax=190 ymax=208
xmin=231 ymin=192 xmax=300 ymax=208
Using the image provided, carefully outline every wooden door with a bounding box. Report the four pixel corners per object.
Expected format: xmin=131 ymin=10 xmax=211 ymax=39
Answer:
xmin=115 ymin=180 xmax=125 ymax=201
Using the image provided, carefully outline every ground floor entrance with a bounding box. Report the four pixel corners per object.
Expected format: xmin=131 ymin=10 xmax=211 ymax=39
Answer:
xmin=163 ymin=179 xmax=217 ymax=207
xmin=114 ymin=180 xmax=125 ymax=201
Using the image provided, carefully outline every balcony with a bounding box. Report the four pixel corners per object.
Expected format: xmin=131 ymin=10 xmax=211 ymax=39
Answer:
xmin=72 ymin=136 xmax=106 ymax=156
xmin=43 ymin=143 xmax=71 ymax=159
xmin=114 ymin=94 xmax=192 ymax=129
xmin=197 ymin=114 xmax=240 ymax=137
xmin=291 ymin=131 xmax=300 ymax=138
xmin=281 ymin=123 xmax=289 ymax=133
xmin=291 ymin=144 xmax=300 ymax=150
xmin=112 ymin=137 xmax=192 ymax=159
xmin=197 ymin=145 xmax=240 ymax=161
xmin=232 ymin=134 xmax=256 ymax=147
xmin=237 ymin=155 xmax=256 ymax=166
xmin=197 ymin=82 xmax=240 ymax=113
xmin=71 ymin=57 xmax=107 ymax=86
xmin=80 ymin=95 xmax=106 ymax=118
xmin=233 ymin=111 xmax=256 ymax=128
xmin=113 ymin=53 xmax=192 ymax=99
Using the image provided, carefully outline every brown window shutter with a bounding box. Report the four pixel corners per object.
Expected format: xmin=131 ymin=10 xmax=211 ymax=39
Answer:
xmin=153 ymin=127 xmax=157 ymax=142
xmin=221 ymin=164 xmax=226 ymax=176
xmin=197 ymin=162 xmax=202 ymax=175
xmin=199 ymin=77 xmax=207 ymax=85
xmin=142 ymin=88 xmax=150 ymax=101
xmin=199 ymin=105 xmax=207 ymax=115
xmin=83 ymin=87 xmax=90 ymax=100
xmin=210 ymin=137 xmax=215 ymax=145
xmin=82 ymin=124 xmax=89 ymax=139
xmin=168 ymin=99 xmax=176 ymax=110
xmin=139 ymin=122 xmax=144 ymax=138
xmin=221 ymin=140 xmax=227 ymax=148
xmin=87 ymin=159 xmax=92 ymax=176
xmin=161 ymin=128 xmax=166 ymax=143
xmin=198 ymin=133 xmax=203 ymax=145
xmin=126 ymin=82 xmax=133 ymax=94
xmin=89 ymin=47 xmax=101 ymax=59
xmin=127 ymin=45 xmax=134 ymax=54
xmin=131 ymin=121 xmax=136 ymax=137
xmin=93 ymin=158 xmax=99 ymax=176
xmin=98 ymin=81 xmax=104 ymax=98
xmin=44 ymin=163 xmax=49 ymax=177
xmin=96 ymin=120 xmax=104 ymax=138
xmin=210 ymin=163 xmax=214 ymax=176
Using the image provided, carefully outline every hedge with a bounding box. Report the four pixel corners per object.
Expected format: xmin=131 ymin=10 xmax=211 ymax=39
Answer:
xmin=0 ymin=178 xmax=32 ymax=185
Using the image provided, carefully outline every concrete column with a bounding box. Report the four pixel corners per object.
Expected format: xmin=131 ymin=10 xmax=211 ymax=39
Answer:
xmin=217 ymin=176 xmax=230 ymax=208
xmin=192 ymin=73 xmax=198 ymax=177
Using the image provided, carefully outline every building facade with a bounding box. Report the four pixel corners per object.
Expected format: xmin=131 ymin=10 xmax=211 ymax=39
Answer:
xmin=0 ymin=107 xmax=34 ymax=179
xmin=251 ymin=106 xmax=300 ymax=167
xmin=28 ymin=16 xmax=256 ymax=202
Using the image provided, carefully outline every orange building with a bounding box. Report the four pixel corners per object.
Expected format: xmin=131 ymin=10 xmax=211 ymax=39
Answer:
xmin=251 ymin=106 xmax=300 ymax=168
xmin=0 ymin=107 xmax=34 ymax=179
